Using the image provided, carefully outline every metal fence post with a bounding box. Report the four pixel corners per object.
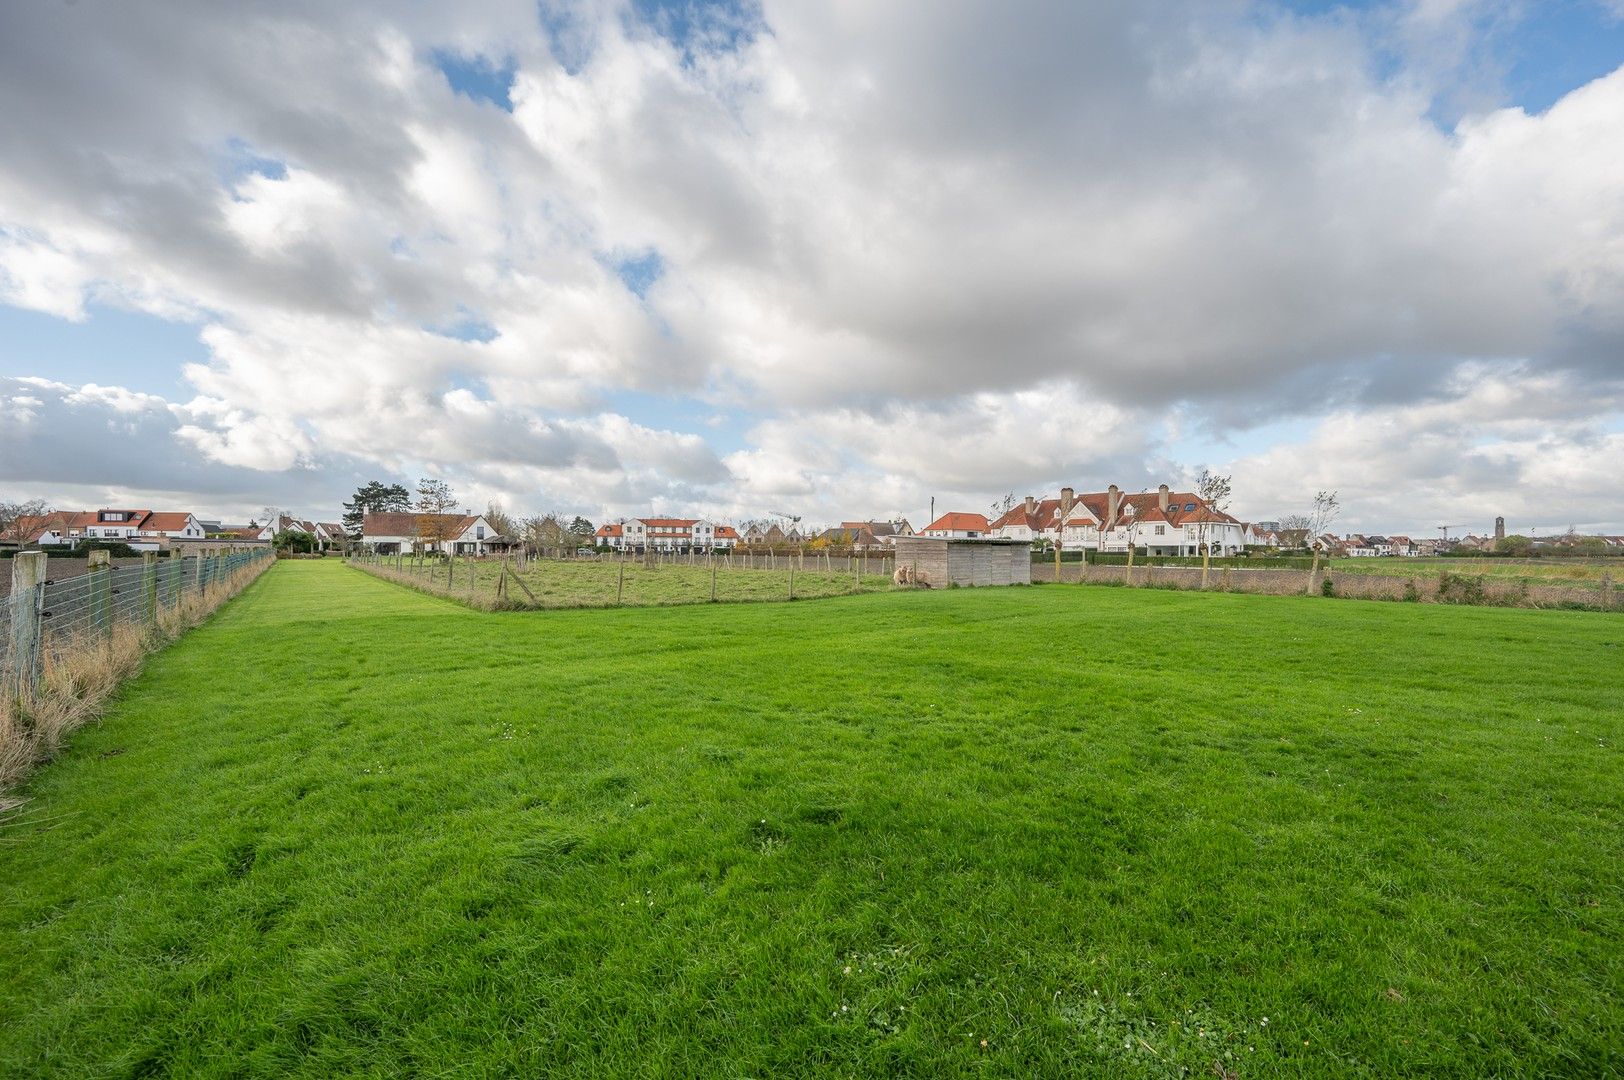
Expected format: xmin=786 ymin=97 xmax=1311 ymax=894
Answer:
xmin=7 ymin=552 xmax=47 ymax=701
xmin=141 ymin=552 xmax=158 ymax=626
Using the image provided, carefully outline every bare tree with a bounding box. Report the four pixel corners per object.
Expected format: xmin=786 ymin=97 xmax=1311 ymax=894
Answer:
xmin=520 ymin=512 xmax=569 ymax=556
xmin=484 ymin=501 xmax=518 ymax=541
xmin=1196 ymin=470 xmax=1233 ymax=588
xmin=1278 ymin=513 xmax=1312 ymax=551
xmin=1118 ymin=489 xmax=1147 ymax=584
xmin=988 ymin=492 xmax=1016 ymax=523
xmin=1306 ymin=490 xmax=1341 ymax=593
xmin=0 ymin=498 xmax=50 ymax=542
xmin=414 ymin=478 xmax=460 ymax=554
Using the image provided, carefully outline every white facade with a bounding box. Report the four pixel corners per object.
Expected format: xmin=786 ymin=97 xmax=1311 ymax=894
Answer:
xmin=600 ymin=518 xmax=739 ymax=551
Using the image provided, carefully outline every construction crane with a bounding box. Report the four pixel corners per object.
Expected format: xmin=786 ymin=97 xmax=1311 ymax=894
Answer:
xmin=769 ymin=510 xmax=802 ymax=528
xmin=1437 ymin=524 xmax=1465 ymax=543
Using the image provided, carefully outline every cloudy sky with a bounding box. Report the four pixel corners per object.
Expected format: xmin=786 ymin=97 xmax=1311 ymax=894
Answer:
xmin=2 ymin=0 xmax=1621 ymax=535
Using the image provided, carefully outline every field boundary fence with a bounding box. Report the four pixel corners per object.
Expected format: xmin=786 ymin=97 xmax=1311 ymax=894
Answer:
xmin=1032 ymin=561 xmax=1618 ymax=611
xmin=2 ymin=548 xmax=275 ymax=798
xmin=347 ymin=547 xmax=900 ymax=610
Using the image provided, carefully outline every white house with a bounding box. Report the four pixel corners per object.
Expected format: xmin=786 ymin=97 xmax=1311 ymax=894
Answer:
xmin=993 ymin=484 xmax=1247 ymax=556
xmin=11 ymin=509 xmax=206 ymax=546
xmin=596 ymin=517 xmax=741 ymax=552
xmin=134 ymin=512 xmax=207 ymax=542
xmin=361 ymin=512 xmax=501 ymax=555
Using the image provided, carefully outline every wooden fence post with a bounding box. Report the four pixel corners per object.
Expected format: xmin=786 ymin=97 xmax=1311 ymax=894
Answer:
xmin=617 ymin=560 xmax=626 ymax=605
xmin=141 ymin=552 xmax=158 ymax=626
xmin=7 ymin=552 xmax=47 ymax=701
xmin=711 ymin=557 xmax=718 ymax=602
xmin=788 ymin=561 xmax=795 ymax=600
xmin=1602 ymin=572 xmax=1614 ymax=611
xmin=87 ymin=549 xmax=112 ymax=639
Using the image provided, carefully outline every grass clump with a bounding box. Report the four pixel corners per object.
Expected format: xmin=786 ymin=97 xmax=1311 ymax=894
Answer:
xmin=1 ymin=561 xmax=1620 ymax=1076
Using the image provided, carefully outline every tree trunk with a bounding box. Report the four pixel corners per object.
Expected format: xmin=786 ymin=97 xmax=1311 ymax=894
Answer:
xmin=1307 ymin=549 xmax=1322 ymax=595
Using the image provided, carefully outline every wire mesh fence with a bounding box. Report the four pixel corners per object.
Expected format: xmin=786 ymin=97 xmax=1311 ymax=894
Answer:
xmin=346 ymin=548 xmax=901 ymax=610
xmin=3 ymin=549 xmax=274 ymax=702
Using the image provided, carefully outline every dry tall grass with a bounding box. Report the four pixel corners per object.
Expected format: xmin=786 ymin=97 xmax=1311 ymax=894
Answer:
xmin=0 ymin=557 xmax=273 ymax=811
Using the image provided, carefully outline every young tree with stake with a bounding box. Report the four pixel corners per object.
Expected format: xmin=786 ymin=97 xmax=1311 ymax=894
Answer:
xmin=1196 ymin=469 xmax=1233 ymax=588
xmin=1305 ymin=490 xmax=1341 ymax=594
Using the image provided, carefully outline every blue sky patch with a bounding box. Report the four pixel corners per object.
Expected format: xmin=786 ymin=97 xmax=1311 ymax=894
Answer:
xmin=433 ymin=50 xmax=515 ymax=111
xmin=219 ymin=136 xmax=287 ymax=187
xmin=613 ymin=251 xmax=666 ymax=299
xmin=429 ymin=308 xmax=499 ymax=343
xmin=0 ymin=303 xmax=206 ymax=397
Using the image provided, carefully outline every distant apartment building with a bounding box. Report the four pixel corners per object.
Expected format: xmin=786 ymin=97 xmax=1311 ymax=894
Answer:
xmin=595 ymin=518 xmax=740 ymax=552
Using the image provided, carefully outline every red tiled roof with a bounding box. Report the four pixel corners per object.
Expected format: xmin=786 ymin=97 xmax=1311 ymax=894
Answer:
xmin=714 ymin=525 xmax=739 ymax=539
xmin=138 ymin=512 xmax=196 ymax=533
xmin=923 ymin=512 xmax=990 ymax=533
xmin=597 ymin=523 xmax=624 ymax=537
xmin=641 ymin=518 xmax=699 ymax=527
xmin=361 ymin=512 xmax=478 ymax=537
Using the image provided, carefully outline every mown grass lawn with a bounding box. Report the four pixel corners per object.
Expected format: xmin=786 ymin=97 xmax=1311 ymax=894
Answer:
xmin=1 ymin=561 xmax=1619 ymax=1078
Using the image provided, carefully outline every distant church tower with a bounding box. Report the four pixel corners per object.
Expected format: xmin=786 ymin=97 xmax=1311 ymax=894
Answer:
xmin=1494 ymin=516 xmax=1505 ymax=541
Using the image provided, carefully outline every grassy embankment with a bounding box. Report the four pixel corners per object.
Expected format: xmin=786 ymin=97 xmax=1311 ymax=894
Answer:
xmin=1 ymin=561 xmax=1619 ymax=1077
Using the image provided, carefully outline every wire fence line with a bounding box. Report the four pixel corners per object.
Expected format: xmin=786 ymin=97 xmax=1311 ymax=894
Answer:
xmin=3 ymin=548 xmax=274 ymax=703
xmin=346 ymin=548 xmax=902 ymax=610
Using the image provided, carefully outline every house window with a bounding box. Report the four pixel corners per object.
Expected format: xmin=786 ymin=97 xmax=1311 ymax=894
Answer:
xmin=476 ymin=526 xmax=485 ymax=539
xmin=1155 ymin=525 xmax=1165 ymax=535
xmin=1185 ymin=503 xmax=1197 ymax=512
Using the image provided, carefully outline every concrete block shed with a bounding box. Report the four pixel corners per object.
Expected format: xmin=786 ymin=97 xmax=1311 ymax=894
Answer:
xmin=891 ymin=536 xmax=1032 ymax=587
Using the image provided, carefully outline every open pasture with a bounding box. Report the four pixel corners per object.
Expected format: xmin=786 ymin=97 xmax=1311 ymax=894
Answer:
xmin=352 ymin=551 xmax=898 ymax=609
xmin=1 ymin=561 xmax=1619 ymax=1077
xmin=1330 ymin=556 xmax=1618 ymax=590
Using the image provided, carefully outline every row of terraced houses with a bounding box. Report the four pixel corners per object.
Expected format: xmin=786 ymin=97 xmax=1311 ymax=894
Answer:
xmin=923 ymin=484 xmax=1252 ymax=556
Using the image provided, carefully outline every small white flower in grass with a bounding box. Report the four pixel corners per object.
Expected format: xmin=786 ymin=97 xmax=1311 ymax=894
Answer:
xmin=843 ymin=966 xmax=852 ymax=975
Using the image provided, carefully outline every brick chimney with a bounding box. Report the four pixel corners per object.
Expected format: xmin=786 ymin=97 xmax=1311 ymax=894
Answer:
xmin=1107 ymin=484 xmax=1120 ymax=527
xmin=1158 ymin=484 xmax=1169 ymax=512
xmin=1059 ymin=486 xmax=1074 ymax=520
xmin=1024 ymin=495 xmax=1037 ymax=515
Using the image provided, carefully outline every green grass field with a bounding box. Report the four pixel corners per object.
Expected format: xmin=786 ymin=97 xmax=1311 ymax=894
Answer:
xmin=354 ymin=553 xmax=896 ymax=609
xmin=2 ymin=561 xmax=1619 ymax=1077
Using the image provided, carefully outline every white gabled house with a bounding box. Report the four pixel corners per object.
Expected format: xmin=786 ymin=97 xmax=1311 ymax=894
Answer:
xmin=361 ymin=512 xmax=502 ymax=555
xmin=991 ymin=484 xmax=1247 ymax=556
